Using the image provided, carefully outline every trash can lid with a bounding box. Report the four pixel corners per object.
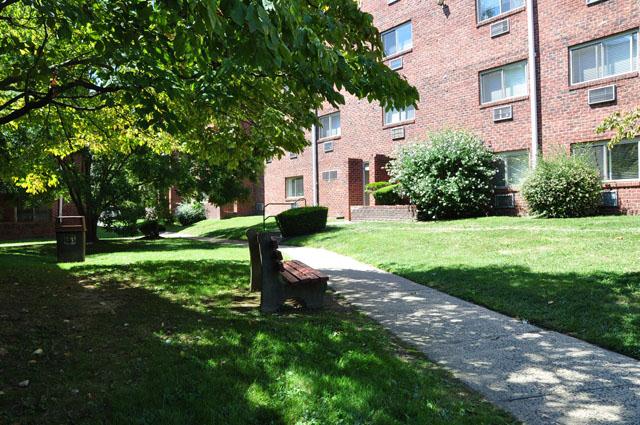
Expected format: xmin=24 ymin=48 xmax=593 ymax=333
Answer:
xmin=55 ymin=216 xmax=86 ymax=231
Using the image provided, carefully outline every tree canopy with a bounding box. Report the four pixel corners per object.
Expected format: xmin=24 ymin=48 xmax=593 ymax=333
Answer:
xmin=1 ymin=0 xmax=419 ymax=192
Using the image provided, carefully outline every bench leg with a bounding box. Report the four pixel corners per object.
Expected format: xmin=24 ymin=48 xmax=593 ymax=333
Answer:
xmin=283 ymin=281 xmax=327 ymax=309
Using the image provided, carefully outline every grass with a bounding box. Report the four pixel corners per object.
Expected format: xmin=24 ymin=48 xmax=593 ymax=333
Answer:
xmin=0 ymin=237 xmax=514 ymax=424
xmin=282 ymin=215 xmax=640 ymax=360
xmin=178 ymin=215 xmax=278 ymax=240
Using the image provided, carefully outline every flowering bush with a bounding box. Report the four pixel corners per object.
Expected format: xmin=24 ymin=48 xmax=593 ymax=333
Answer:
xmin=388 ymin=130 xmax=496 ymax=220
xmin=522 ymin=155 xmax=602 ymax=218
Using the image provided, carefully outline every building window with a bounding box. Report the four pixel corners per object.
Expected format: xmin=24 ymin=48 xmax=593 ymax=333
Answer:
xmin=382 ymin=21 xmax=412 ymax=57
xmin=480 ymin=61 xmax=527 ymax=104
xmin=285 ymin=176 xmax=304 ymax=198
xmin=384 ymin=105 xmax=415 ymax=126
xmin=495 ymin=150 xmax=529 ymax=187
xmin=477 ymin=0 xmax=524 ymax=22
xmin=318 ymin=112 xmax=341 ymax=139
xmin=572 ymin=139 xmax=640 ymax=181
xmin=570 ymin=31 xmax=638 ymax=85
xmin=16 ymin=204 xmax=51 ymax=223
xmin=322 ymin=170 xmax=338 ymax=182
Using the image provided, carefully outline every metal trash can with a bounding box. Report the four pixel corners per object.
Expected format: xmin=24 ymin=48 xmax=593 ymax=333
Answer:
xmin=55 ymin=216 xmax=86 ymax=263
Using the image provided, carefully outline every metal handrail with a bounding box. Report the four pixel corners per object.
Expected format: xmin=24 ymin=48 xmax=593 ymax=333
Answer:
xmin=262 ymin=198 xmax=307 ymax=230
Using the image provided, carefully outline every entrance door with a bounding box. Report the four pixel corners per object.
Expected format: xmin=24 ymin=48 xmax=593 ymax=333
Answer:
xmin=363 ymin=162 xmax=370 ymax=206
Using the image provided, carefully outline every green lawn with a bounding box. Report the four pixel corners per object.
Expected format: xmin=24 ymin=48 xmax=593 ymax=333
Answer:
xmin=284 ymin=216 xmax=640 ymax=360
xmin=0 ymin=238 xmax=513 ymax=425
xmin=178 ymin=215 xmax=277 ymax=240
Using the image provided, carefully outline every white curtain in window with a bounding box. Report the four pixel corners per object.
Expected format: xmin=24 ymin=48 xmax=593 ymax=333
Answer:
xmin=604 ymin=35 xmax=633 ymax=76
xmin=396 ymin=22 xmax=412 ymax=53
xmin=504 ymin=62 xmax=527 ymax=98
xmin=482 ymin=70 xmax=503 ymax=103
xmin=382 ymin=31 xmax=396 ymax=57
xmin=572 ymin=44 xmax=599 ymax=84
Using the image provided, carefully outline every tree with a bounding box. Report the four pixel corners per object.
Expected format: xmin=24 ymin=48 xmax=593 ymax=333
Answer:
xmin=597 ymin=108 xmax=640 ymax=147
xmin=0 ymin=0 xmax=419 ymax=171
xmin=2 ymin=104 xmax=258 ymax=242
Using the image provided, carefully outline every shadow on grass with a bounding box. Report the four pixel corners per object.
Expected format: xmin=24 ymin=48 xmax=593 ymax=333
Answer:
xmin=0 ymin=241 xmax=513 ymax=425
xmin=387 ymin=263 xmax=640 ymax=360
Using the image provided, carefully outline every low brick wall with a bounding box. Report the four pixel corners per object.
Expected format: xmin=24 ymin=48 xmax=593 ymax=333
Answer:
xmin=350 ymin=205 xmax=417 ymax=222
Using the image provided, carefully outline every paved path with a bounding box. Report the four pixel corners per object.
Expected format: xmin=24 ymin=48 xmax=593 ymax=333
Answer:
xmin=280 ymin=246 xmax=640 ymax=425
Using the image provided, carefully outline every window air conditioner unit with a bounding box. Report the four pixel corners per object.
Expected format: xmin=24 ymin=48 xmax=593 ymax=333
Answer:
xmin=495 ymin=193 xmax=515 ymax=209
xmin=588 ymin=85 xmax=616 ymax=105
xmin=493 ymin=105 xmax=513 ymax=122
xmin=602 ymin=190 xmax=618 ymax=207
xmin=323 ymin=141 xmax=334 ymax=153
xmin=389 ymin=57 xmax=403 ymax=71
xmin=490 ymin=19 xmax=510 ymax=38
xmin=391 ymin=126 xmax=406 ymax=140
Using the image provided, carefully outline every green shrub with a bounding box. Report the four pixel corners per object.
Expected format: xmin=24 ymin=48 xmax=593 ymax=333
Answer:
xmin=372 ymin=183 xmax=404 ymax=205
xmin=522 ymin=155 xmax=602 ymax=218
xmin=174 ymin=201 xmax=206 ymax=226
xmin=365 ymin=181 xmax=392 ymax=193
xmin=388 ymin=130 xmax=496 ymax=220
xmin=276 ymin=206 xmax=328 ymax=237
xmin=139 ymin=220 xmax=160 ymax=239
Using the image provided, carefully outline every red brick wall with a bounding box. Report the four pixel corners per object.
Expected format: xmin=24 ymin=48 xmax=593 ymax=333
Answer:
xmin=263 ymin=0 xmax=640 ymax=217
xmin=347 ymin=158 xmax=364 ymax=219
xmin=0 ymin=197 xmax=77 ymax=241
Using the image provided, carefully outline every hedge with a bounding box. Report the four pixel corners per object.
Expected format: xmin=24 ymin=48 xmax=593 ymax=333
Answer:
xmin=276 ymin=206 xmax=328 ymax=237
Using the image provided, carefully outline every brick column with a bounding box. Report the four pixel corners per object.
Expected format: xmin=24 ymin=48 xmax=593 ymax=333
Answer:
xmin=347 ymin=158 xmax=364 ymax=220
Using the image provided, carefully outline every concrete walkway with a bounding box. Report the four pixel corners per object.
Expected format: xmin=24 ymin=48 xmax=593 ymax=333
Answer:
xmin=280 ymin=246 xmax=640 ymax=425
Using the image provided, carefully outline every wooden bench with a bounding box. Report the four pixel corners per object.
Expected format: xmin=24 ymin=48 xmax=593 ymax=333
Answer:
xmin=247 ymin=229 xmax=328 ymax=313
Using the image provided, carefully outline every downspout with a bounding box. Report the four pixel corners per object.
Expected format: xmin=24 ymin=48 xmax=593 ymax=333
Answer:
xmin=527 ymin=0 xmax=540 ymax=168
xmin=311 ymin=112 xmax=319 ymax=206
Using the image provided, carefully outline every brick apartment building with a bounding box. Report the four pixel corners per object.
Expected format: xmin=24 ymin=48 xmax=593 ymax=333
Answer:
xmin=264 ymin=0 xmax=640 ymax=219
xmin=0 ymin=196 xmax=77 ymax=241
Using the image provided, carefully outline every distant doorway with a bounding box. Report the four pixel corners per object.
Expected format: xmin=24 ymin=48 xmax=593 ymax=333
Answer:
xmin=363 ymin=162 xmax=370 ymax=206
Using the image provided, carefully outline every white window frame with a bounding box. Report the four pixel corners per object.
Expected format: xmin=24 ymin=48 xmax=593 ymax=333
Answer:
xmin=477 ymin=0 xmax=525 ymax=23
xmin=285 ymin=176 xmax=304 ymax=199
xmin=569 ymin=31 xmax=639 ymax=85
xmin=381 ymin=21 xmax=413 ymax=58
xmin=480 ymin=61 xmax=528 ymax=104
xmin=384 ymin=105 xmax=416 ymax=126
xmin=495 ymin=150 xmax=530 ymax=188
xmin=572 ymin=139 xmax=640 ymax=182
xmin=318 ymin=112 xmax=341 ymax=140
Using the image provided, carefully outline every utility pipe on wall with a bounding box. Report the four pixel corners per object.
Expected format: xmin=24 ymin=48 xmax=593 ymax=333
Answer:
xmin=311 ymin=116 xmax=319 ymax=206
xmin=527 ymin=0 xmax=540 ymax=168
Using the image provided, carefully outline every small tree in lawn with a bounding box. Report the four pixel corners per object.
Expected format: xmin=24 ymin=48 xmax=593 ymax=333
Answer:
xmin=388 ymin=130 xmax=497 ymax=220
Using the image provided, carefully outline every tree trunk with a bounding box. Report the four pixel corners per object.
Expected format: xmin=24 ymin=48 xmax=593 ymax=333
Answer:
xmin=86 ymin=213 xmax=99 ymax=244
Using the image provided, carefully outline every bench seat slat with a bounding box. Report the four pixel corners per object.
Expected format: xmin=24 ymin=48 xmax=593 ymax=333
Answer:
xmin=280 ymin=269 xmax=302 ymax=284
xmin=285 ymin=261 xmax=318 ymax=282
xmin=280 ymin=260 xmax=328 ymax=285
xmin=289 ymin=260 xmax=329 ymax=280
